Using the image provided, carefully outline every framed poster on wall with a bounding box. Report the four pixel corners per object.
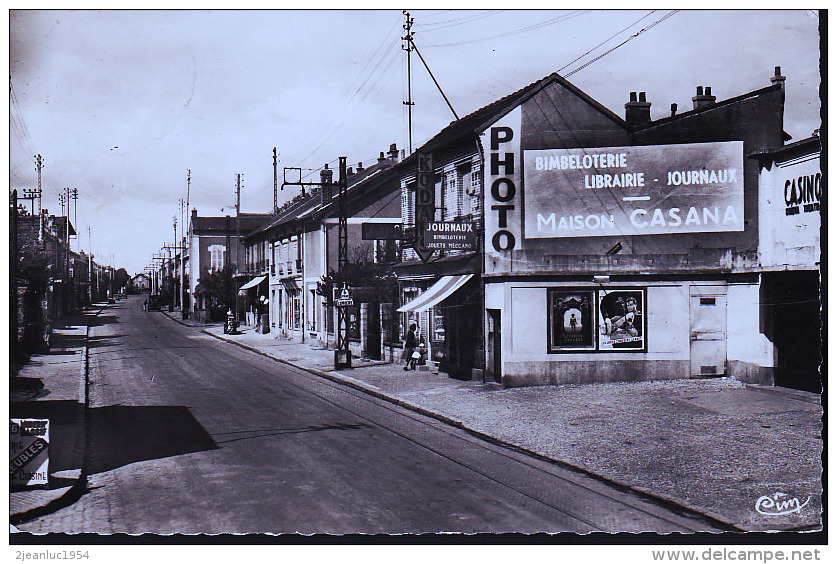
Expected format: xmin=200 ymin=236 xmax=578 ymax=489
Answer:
xmin=548 ymin=290 xmax=596 ymax=352
xmin=597 ymin=289 xmax=646 ymax=351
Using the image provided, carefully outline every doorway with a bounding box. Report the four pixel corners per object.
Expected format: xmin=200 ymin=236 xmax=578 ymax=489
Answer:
xmin=689 ymin=288 xmax=727 ymax=377
xmin=486 ymin=309 xmax=502 ymax=383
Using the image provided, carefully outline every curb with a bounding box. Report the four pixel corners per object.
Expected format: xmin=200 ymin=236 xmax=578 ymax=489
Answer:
xmin=745 ymin=384 xmax=822 ymax=405
xmin=10 ymin=307 xmax=103 ymax=526
xmin=202 ymin=328 xmax=745 ymax=533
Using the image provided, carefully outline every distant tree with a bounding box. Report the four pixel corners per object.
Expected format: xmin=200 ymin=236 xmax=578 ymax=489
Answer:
xmin=113 ymin=268 xmax=130 ymax=291
xmin=198 ymin=266 xmax=235 ymax=309
xmin=316 ymin=245 xmax=397 ymax=306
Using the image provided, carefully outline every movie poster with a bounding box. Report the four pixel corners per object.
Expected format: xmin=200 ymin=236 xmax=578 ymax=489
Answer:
xmin=549 ymin=290 xmax=595 ymax=351
xmin=597 ymin=289 xmax=645 ymax=350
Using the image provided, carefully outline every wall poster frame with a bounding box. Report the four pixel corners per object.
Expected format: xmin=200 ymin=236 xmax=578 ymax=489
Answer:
xmin=547 ymin=287 xmax=647 ymax=353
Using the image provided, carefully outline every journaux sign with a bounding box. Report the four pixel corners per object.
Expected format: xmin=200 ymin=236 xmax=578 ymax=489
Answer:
xmin=524 ymin=141 xmax=744 ymax=238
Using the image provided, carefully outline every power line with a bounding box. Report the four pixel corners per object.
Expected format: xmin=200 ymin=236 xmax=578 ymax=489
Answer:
xmin=558 ymin=10 xmax=657 ymax=74
xmin=565 ymin=11 xmax=680 ymax=77
xmin=423 ymin=10 xmax=590 ymax=48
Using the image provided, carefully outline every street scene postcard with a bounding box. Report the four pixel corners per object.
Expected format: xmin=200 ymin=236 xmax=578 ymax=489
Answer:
xmin=9 ymin=8 xmax=824 ymax=556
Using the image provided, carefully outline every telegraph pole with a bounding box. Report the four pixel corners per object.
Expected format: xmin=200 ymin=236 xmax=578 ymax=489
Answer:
xmin=11 ymin=189 xmax=18 ymax=352
xmin=71 ymin=188 xmax=78 ymax=253
xmin=235 ymin=174 xmax=242 ymax=322
xmin=402 ymin=11 xmax=415 ymax=154
xmin=173 ymin=216 xmax=178 ymax=309
xmin=34 ymin=154 xmax=43 ymax=215
xmin=273 ymin=147 xmax=279 ymax=214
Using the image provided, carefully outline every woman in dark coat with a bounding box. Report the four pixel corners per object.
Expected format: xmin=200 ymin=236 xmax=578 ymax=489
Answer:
xmin=403 ymin=323 xmax=417 ymax=371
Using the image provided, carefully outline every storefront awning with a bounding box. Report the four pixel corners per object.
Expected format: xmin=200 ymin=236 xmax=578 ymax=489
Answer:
xmin=282 ymin=278 xmax=300 ymax=291
xmin=397 ymin=274 xmax=473 ymax=313
xmin=239 ymin=275 xmax=266 ymax=290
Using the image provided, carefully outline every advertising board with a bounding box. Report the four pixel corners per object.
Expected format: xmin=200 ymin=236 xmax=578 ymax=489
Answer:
xmin=422 ymin=221 xmax=477 ymax=251
xmin=10 ymin=418 xmax=50 ymax=487
xmin=524 ymin=141 xmax=744 ymax=238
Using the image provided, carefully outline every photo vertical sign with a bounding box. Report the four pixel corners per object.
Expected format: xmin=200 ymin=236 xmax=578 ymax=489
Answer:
xmin=483 ymin=106 xmax=522 ymax=256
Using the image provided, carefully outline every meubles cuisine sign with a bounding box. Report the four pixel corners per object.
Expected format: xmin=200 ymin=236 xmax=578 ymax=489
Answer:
xmin=523 ymin=141 xmax=744 ymax=237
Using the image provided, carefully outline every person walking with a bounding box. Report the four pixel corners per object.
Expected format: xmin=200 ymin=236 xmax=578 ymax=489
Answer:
xmin=403 ymin=323 xmax=417 ymax=371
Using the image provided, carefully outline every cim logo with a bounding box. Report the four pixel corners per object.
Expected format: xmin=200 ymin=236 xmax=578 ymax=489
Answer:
xmin=755 ymin=492 xmax=811 ymax=516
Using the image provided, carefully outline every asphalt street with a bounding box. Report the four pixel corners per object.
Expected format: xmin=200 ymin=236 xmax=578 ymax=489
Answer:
xmin=16 ymin=296 xmax=721 ymax=535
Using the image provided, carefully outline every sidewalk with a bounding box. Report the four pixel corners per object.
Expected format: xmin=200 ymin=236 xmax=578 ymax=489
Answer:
xmin=197 ymin=319 xmax=823 ymax=533
xmin=10 ymin=306 xmax=103 ymax=524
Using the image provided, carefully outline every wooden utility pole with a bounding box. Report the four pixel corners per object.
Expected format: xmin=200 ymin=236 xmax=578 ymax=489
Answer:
xmin=402 ymin=11 xmax=414 ymax=154
xmin=11 ymin=189 xmax=18 ymax=352
xmin=273 ymin=148 xmax=279 ymax=214
xmin=34 ymin=154 xmax=43 ymax=215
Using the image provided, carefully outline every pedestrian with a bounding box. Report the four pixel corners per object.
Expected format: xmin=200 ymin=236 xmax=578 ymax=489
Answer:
xmin=403 ymin=322 xmax=417 ymax=371
xmin=142 ymin=298 xmax=147 ymax=311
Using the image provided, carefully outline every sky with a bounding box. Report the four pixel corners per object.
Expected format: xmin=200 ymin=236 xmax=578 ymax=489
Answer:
xmin=8 ymin=9 xmax=821 ymax=275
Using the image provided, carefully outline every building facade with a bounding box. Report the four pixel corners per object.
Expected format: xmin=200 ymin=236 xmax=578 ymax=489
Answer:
xmin=471 ymin=67 xmax=820 ymax=389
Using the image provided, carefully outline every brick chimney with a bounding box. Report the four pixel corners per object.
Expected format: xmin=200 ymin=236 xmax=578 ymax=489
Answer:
xmin=771 ymin=65 xmax=786 ymax=90
xmin=320 ymin=163 xmax=333 ymax=202
xmin=692 ymin=86 xmax=716 ymax=109
xmin=377 ymin=151 xmax=387 ymax=164
xmin=670 ymin=103 xmax=677 ymax=117
xmin=357 ymin=161 xmax=364 ymax=172
xmin=388 ymin=142 xmax=399 ymax=163
xmin=625 ymin=91 xmax=651 ymax=125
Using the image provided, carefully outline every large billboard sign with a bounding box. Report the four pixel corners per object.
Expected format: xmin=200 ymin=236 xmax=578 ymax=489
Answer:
xmin=524 ymin=141 xmax=744 ymax=238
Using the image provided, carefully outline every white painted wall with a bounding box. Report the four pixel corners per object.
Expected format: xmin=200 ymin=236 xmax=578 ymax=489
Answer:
xmin=727 ymin=282 xmax=774 ymax=367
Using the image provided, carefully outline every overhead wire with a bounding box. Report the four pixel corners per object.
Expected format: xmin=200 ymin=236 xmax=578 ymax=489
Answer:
xmin=422 ymin=10 xmax=590 ymax=48
xmin=565 ymin=10 xmax=680 ymax=77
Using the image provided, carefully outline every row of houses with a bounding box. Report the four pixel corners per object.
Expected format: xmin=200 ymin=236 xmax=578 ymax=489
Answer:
xmin=10 ymin=198 xmax=117 ymax=352
xmin=158 ymin=65 xmax=821 ymax=393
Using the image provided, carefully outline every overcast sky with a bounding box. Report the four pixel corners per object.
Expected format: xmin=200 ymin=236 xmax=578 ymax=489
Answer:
xmin=9 ymin=9 xmax=821 ymax=275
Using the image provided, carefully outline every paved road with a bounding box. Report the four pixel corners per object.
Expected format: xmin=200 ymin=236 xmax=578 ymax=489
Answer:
xmin=17 ymin=296 xmax=721 ymax=534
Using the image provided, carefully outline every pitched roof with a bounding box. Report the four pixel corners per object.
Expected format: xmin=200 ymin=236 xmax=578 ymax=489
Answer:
xmin=401 ymin=72 xmax=627 ymax=162
xmin=191 ymin=213 xmax=272 ymax=235
xmin=245 ymin=157 xmax=401 ymax=238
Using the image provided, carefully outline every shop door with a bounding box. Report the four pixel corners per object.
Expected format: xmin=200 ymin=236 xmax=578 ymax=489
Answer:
xmin=366 ymin=303 xmax=381 ymax=360
xmin=689 ymin=290 xmax=727 ymax=376
xmin=486 ymin=309 xmax=501 ymax=383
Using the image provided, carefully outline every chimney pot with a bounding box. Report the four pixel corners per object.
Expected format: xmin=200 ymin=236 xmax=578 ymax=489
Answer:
xmin=692 ymin=85 xmax=716 ymax=109
xmin=357 ymin=161 xmax=364 ymax=171
xmin=670 ymin=103 xmax=677 ymax=117
xmin=771 ymin=66 xmax=786 ymax=88
xmin=625 ymin=92 xmax=651 ymax=125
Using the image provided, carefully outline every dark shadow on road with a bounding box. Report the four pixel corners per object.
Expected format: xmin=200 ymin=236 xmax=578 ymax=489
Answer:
xmin=88 ymin=314 xmax=120 ymax=327
xmin=87 ymin=405 xmax=219 ymax=474
xmin=211 ymin=422 xmax=370 ymax=445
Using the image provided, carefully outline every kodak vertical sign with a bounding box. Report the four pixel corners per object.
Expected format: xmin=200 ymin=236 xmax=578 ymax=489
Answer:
xmin=483 ymin=106 xmax=522 ymax=255
xmin=414 ymin=151 xmax=435 ymax=262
